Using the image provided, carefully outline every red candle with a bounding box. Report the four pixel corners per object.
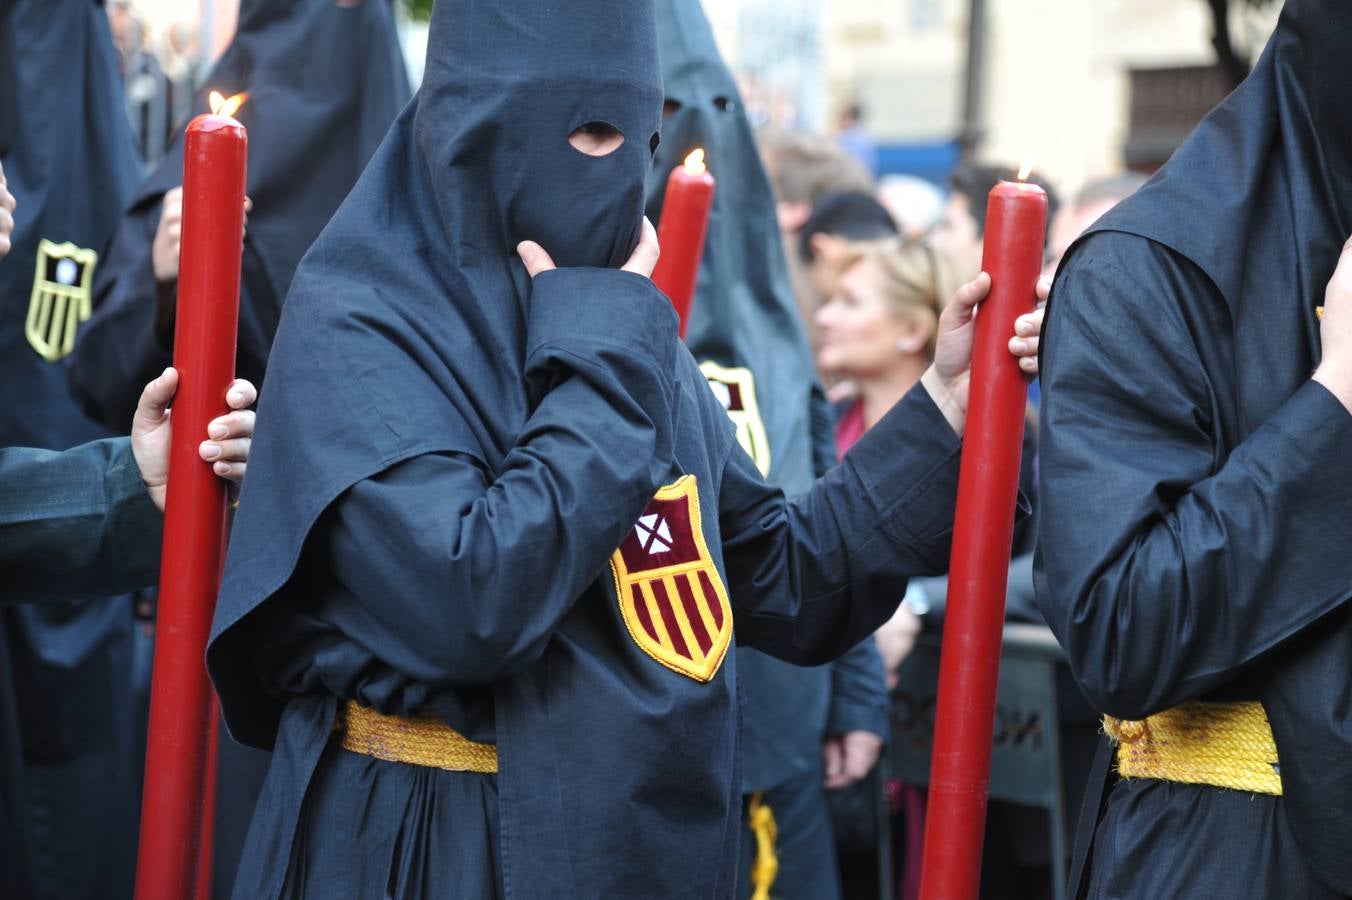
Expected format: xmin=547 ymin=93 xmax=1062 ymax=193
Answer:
xmin=135 ymin=90 xmax=247 ymax=900
xmin=919 ymin=174 xmax=1047 ymax=900
xmin=651 ymin=148 xmax=716 ymax=338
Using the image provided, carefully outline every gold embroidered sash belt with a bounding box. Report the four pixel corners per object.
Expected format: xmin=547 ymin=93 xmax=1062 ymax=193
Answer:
xmin=338 ymin=700 xmax=498 ymax=774
xmin=1103 ymin=700 xmax=1281 ymax=796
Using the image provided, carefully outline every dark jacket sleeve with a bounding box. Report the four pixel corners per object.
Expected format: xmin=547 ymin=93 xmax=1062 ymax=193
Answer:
xmin=0 ymin=438 xmax=162 ymax=602
xmin=827 ymin=637 xmax=890 ymax=738
xmin=296 ymin=269 xmax=679 ymax=687
xmin=722 ymin=381 xmax=962 ymax=665
xmin=1035 ymin=243 xmax=1352 ymax=720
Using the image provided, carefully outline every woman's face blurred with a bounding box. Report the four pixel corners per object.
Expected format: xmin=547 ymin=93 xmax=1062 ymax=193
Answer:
xmin=814 ymin=256 xmax=916 ymax=380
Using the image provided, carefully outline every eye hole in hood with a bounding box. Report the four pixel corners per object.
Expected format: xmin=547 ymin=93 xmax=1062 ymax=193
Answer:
xmin=569 ymin=121 xmax=625 ymax=158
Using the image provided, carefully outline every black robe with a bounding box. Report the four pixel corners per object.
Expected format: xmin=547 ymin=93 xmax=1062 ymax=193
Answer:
xmin=205 ymin=2 xmax=967 ymax=896
xmin=1037 ymin=2 xmax=1352 ymax=895
xmin=0 ymin=3 xmax=144 ymax=897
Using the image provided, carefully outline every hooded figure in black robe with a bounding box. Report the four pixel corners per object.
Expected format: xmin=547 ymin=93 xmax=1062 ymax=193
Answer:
xmin=647 ymin=3 xmax=887 ymax=896
xmin=68 ymin=0 xmax=411 ymax=430
xmin=1037 ymin=1 xmax=1352 ymax=896
xmin=0 ymin=2 xmax=146 ymax=897
xmin=205 ymin=1 xmax=981 ymax=895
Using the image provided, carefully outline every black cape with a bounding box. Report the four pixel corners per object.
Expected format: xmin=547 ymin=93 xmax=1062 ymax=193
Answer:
xmin=1038 ymin=0 xmax=1352 ymax=893
xmin=0 ymin=3 xmax=146 ymax=898
xmin=207 ymin=1 xmax=966 ymax=896
xmin=68 ymin=0 xmax=410 ymax=430
xmin=647 ymin=0 xmax=888 ymax=871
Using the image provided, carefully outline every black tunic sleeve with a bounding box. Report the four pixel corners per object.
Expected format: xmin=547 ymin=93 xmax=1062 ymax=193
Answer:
xmin=1035 ymin=238 xmax=1352 ymax=720
xmin=0 ymin=438 xmax=162 ymax=602
xmin=721 ymin=381 xmax=962 ymax=665
xmin=286 ymin=268 xmax=679 ymax=687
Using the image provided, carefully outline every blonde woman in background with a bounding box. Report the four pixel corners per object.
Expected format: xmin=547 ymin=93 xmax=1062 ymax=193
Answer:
xmin=816 ymin=240 xmax=960 ymax=455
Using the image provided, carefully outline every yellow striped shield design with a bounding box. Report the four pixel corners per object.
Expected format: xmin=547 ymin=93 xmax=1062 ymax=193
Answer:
xmin=26 ymin=239 xmax=98 ymax=362
xmin=700 ymin=361 xmax=771 ymax=477
xmin=609 ymin=475 xmax=733 ymax=682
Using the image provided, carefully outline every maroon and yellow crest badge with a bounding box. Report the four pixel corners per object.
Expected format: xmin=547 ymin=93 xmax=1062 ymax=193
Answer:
xmin=609 ymin=474 xmax=732 ymax=682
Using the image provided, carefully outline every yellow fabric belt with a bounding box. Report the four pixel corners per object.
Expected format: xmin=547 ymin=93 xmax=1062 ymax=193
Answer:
xmin=1104 ymin=700 xmax=1281 ymax=796
xmin=338 ymin=700 xmax=498 ymax=774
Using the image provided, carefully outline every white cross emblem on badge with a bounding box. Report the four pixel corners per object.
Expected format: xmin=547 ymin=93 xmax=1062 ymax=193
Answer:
xmin=634 ymin=513 xmax=673 ymax=555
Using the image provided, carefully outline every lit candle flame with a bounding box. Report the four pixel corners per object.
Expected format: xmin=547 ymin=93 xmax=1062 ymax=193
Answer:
xmin=683 ymin=148 xmax=707 ymax=176
xmin=1016 ymin=160 xmax=1034 ymax=183
xmin=209 ymin=91 xmax=248 ymax=118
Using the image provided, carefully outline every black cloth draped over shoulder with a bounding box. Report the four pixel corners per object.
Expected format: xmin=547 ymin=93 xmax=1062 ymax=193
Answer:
xmin=647 ymin=0 xmax=828 ymax=495
xmin=1038 ymin=0 xmax=1352 ymax=893
xmin=68 ymin=0 xmax=410 ymax=430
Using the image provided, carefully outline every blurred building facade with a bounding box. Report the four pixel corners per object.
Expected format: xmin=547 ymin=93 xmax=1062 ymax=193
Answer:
xmin=714 ymin=0 xmax=1280 ymax=195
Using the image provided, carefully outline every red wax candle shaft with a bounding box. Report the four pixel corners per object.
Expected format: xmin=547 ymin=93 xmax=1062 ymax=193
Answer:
xmin=919 ymin=181 xmax=1047 ymax=900
xmin=651 ymin=158 xmax=715 ymax=338
xmin=135 ymin=112 xmax=245 ymax=900
xmin=195 ymin=701 xmax=221 ymax=900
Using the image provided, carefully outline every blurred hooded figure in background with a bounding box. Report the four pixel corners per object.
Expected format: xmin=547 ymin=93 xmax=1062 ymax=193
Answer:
xmin=70 ymin=0 xmax=410 ymax=430
xmin=0 ymin=2 xmax=144 ymax=896
xmin=647 ymin=3 xmax=889 ymax=897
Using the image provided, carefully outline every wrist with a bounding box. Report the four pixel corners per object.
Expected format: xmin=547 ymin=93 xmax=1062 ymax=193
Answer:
xmin=1313 ymin=362 xmax=1352 ymax=414
xmin=921 ymin=366 xmax=965 ymax=436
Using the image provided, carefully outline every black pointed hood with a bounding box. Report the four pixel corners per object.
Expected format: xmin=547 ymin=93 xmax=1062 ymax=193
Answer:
xmin=138 ymin=0 xmax=411 ymax=299
xmin=646 ymin=0 xmax=823 ymax=492
xmin=417 ymin=0 xmax=662 ymax=270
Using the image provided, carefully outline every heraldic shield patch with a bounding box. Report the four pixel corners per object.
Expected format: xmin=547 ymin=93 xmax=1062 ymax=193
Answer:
xmin=700 ymin=361 xmax=771 ymax=477
xmin=27 ymin=240 xmax=98 ymax=362
xmin=610 ymin=474 xmax=733 ymax=682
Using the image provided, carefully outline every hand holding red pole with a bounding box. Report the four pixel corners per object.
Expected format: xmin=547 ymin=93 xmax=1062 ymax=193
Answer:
xmin=135 ymin=91 xmax=247 ymax=900
xmin=919 ymin=172 xmax=1047 ymax=900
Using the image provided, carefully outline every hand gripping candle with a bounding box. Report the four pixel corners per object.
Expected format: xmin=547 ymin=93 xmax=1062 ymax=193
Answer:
xmin=135 ymin=90 xmax=247 ymax=900
xmin=919 ymin=164 xmax=1048 ymax=900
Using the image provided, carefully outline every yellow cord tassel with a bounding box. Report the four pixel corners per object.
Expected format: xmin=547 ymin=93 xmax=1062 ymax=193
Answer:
xmin=748 ymin=792 xmax=779 ymax=900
